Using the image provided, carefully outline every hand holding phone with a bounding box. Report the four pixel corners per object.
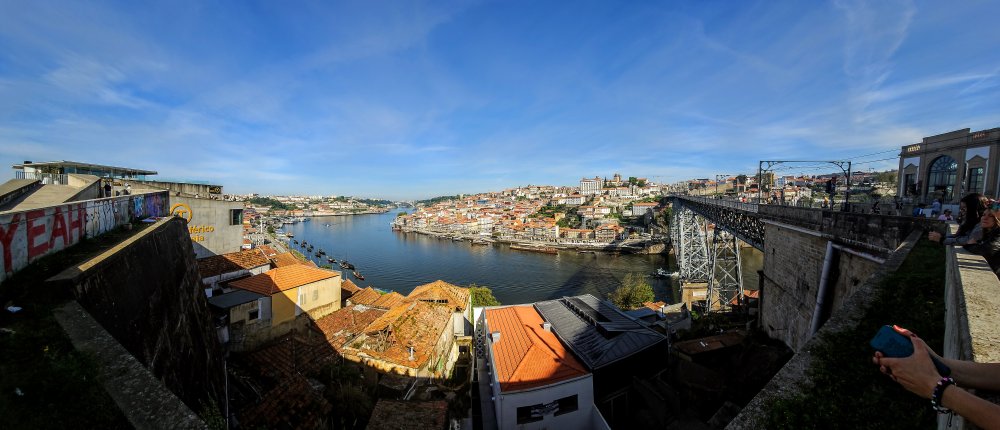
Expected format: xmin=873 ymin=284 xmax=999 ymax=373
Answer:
xmin=870 ymin=325 xmax=951 ymax=376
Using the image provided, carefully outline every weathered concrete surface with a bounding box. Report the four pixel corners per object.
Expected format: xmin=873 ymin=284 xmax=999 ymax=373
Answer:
xmin=760 ymin=220 xmax=882 ymax=352
xmin=47 ymin=216 xmax=225 ymax=415
xmin=53 ymin=301 xmax=207 ymax=430
xmin=941 ymin=243 xmax=1000 ymax=430
xmin=727 ymin=230 xmax=922 ymax=429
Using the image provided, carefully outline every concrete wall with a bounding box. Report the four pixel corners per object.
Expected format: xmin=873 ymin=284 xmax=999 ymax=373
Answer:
xmin=136 ymin=180 xmax=223 ymax=197
xmin=0 ymin=191 xmax=168 ymax=283
xmin=760 ymin=220 xmax=882 ymax=352
xmin=940 ymin=243 xmax=1000 ymax=429
xmin=495 ymin=376 xmax=596 ymax=430
xmin=47 ymin=216 xmax=225 ymax=414
xmin=171 ymin=196 xmax=243 ymax=258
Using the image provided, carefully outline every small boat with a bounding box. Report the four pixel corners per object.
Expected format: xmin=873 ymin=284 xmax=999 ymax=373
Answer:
xmin=285 ymin=233 xmax=294 ymax=238
xmin=353 ymin=271 xmax=365 ymax=280
xmin=315 ymin=252 xmax=321 ymax=258
xmin=509 ymin=244 xmax=558 ymax=254
xmin=292 ymin=240 xmax=298 ymax=244
xmin=327 ymin=257 xmax=336 ymax=263
xmin=318 ymin=249 xmax=326 ymax=255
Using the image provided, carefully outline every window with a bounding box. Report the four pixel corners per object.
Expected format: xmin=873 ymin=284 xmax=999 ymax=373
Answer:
xmin=516 ymin=404 xmax=544 ymax=424
xmin=904 ymin=173 xmax=917 ymax=196
xmin=248 ymin=309 xmax=260 ymax=321
xmin=967 ymin=167 xmax=984 ymax=194
xmin=230 ymin=209 xmax=244 ymax=226
xmin=927 ymin=156 xmax=957 ymax=200
xmin=312 ymin=289 xmax=319 ymax=301
xmin=554 ymin=395 xmax=579 ymax=416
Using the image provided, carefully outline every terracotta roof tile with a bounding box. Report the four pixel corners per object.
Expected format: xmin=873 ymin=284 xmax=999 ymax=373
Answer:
xmin=229 ymin=265 xmax=337 ymax=296
xmin=360 ymin=301 xmax=452 ymax=368
xmin=642 ymin=301 xmax=667 ymax=312
xmin=257 ymin=245 xmax=279 ymax=258
xmin=372 ymin=291 xmax=405 ymax=309
xmin=271 ymin=252 xmax=316 ymax=268
xmin=485 ymin=306 xmax=588 ymax=392
xmin=406 ymin=280 xmax=470 ymax=311
xmin=349 ymin=287 xmax=381 ymax=306
xmin=238 ymin=375 xmax=331 ymax=430
xmin=313 ymin=305 xmax=386 ymax=352
xmin=197 ymin=249 xmax=270 ymax=279
xmin=342 ymin=279 xmax=361 ymax=293
xmin=367 ymin=400 xmax=448 ymax=430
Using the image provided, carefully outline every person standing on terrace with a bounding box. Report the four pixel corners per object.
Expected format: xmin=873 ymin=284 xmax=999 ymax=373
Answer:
xmin=874 ymin=326 xmax=1000 ymax=429
xmin=928 ymin=193 xmax=989 ymax=246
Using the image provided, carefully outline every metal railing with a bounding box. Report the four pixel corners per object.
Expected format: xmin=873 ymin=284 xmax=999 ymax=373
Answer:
xmin=677 ymin=195 xmax=759 ymax=213
xmin=15 ymin=171 xmax=68 ymax=185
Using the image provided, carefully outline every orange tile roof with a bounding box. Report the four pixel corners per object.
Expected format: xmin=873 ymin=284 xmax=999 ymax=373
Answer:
xmin=484 ymin=306 xmax=588 ymax=392
xmin=313 ymin=305 xmax=386 ymax=352
xmin=361 ymin=301 xmax=452 ymax=368
xmin=406 ymin=280 xmax=470 ymax=311
xmin=271 ymin=252 xmax=316 ymax=268
xmin=372 ymin=291 xmax=405 ymax=309
xmin=238 ymin=375 xmax=331 ymax=429
xmin=643 ymin=301 xmax=667 ymax=312
xmin=257 ymin=245 xmax=279 ymax=258
xmin=341 ymin=279 xmax=362 ymax=297
xmin=349 ymin=287 xmax=381 ymax=306
xmin=197 ymin=249 xmax=270 ymax=279
xmin=229 ymin=265 xmax=337 ymax=296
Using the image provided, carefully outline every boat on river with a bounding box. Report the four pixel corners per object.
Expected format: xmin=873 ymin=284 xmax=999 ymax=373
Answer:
xmin=353 ymin=271 xmax=365 ymax=280
xmin=327 ymin=257 xmax=336 ymax=263
xmin=652 ymin=268 xmax=679 ymax=278
xmin=509 ymin=244 xmax=558 ymax=254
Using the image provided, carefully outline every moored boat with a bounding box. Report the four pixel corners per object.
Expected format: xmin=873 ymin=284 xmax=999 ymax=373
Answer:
xmin=353 ymin=271 xmax=364 ymax=280
xmin=509 ymin=244 xmax=558 ymax=254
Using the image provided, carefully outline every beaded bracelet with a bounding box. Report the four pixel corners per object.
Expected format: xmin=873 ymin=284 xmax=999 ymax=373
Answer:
xmin=931 ymin=376 xmax=955 ymax=413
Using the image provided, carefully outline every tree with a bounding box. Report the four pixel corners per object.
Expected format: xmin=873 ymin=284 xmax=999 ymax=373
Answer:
xmin=876 ymin=170 xmax=897 ymax=187
xmin=607 ymin=273 xmax=655 ymax=310
xmin=469 ymin=284 xmax=501 ymax=307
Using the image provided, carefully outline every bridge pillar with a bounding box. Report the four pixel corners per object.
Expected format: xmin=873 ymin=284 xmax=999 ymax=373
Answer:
xmin=707 ymin=229 xmax=743 ymax=312
xmin=672 ymin=206 xmax=711 ymax=282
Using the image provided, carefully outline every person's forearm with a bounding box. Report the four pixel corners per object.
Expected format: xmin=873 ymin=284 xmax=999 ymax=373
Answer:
xmin=942 ymin=385 xmax=1000 ymax=430
xmin=943 ymin=360 xmax=1000 ymax=391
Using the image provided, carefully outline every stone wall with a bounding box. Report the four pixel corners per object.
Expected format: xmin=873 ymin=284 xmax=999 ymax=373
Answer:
xmin=47 ymin=216 xmax=225 ymax=413
xmin=757 ymin=204 xmax=940 ymax=254
xmin=727 ymin=230 xmax=921 ymax=429
xmin=760 ymin=220 xmax=882 ymax=352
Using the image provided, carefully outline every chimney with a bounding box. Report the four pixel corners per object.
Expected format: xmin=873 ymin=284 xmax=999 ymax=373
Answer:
xmin=659 ymin=306 xmax=666 ymax=318
xmin=490 ymin=331 xmax=501 ymax=343
xmin=408 ymin=346 xmax=415 ymax=361
xmin=542 ymin=322 xmax=552 ymax=332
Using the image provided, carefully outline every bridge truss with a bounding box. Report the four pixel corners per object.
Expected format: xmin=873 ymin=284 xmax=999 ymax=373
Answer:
xmin=707 ymin=228 xmax=743 ymax=312
xmin=672 ymin=206 xmax=711 ymax=282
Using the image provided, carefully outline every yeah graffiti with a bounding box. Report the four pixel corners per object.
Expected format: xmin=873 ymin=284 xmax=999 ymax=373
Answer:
xmin=0 ymin=191 xmax=169 ymax=283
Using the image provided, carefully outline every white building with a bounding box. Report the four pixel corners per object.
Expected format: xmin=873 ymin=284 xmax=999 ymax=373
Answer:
xmin=482 ymin=305 xmax=608 ymax=429
xmin=579 ymin=176 xmax=602 ymax=196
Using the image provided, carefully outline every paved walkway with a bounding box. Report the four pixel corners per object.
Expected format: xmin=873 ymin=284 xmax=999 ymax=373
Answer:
xmin=475 ymin=357 xmax=498 ymax=430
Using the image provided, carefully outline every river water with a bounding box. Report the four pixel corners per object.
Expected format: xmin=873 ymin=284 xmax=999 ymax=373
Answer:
xmin=282 ymin=211 xmax=762 ymax=306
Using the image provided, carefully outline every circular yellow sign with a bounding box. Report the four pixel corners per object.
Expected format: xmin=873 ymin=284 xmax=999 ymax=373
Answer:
xmin=170 ymin=203 xmax=193 ymax=222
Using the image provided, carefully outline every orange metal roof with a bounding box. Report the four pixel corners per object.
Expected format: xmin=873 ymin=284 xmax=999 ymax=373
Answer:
xmin=229 ymin=265 xmax=337 ymax=296
xmin=485 ymin=306 xmax=589 ymax=393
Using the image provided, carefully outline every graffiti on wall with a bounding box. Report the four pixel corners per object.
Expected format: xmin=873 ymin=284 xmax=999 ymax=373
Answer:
xmin=0 ymin=191 xmax=168 ymax=283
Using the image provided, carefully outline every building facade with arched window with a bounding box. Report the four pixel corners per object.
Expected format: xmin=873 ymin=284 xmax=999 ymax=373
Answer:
xmin=898 ymin=127 xmax=1000 ymax=203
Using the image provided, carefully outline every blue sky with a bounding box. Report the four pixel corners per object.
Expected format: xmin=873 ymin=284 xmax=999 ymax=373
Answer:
xmin=1 ymin=0 xmax=998 ymax=200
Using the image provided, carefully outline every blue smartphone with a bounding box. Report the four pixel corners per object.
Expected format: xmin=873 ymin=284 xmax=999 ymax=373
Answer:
xmin=870 ymin=325 xmax=951 ymax=376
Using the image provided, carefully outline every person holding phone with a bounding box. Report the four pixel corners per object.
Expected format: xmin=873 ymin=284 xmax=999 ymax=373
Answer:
xmin=873 ymin=326 xmax=1000 ymax=428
